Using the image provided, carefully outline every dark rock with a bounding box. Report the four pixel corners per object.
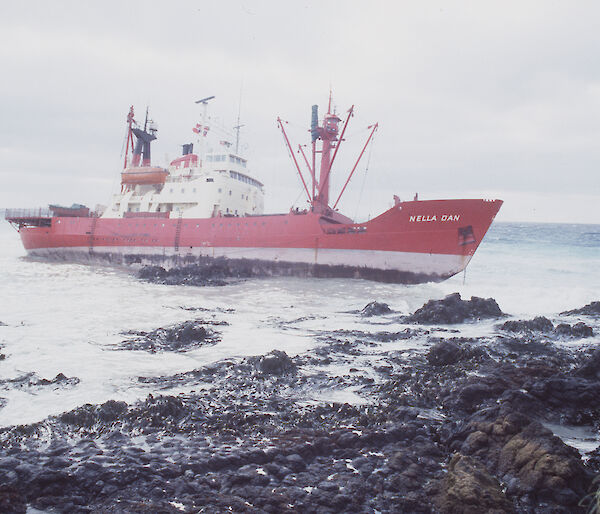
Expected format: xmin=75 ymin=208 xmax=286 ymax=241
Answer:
xmin=284 ymin=454 xmax=306 ymax=473
xmin=554 ymin=323 xmax=573 ymax=336
xmin=137 ymin=259 xmax=261 ymax=287
xmin=500 ymin=316 xmax=554 ymax=333
xmin=576 ymin=349 xmax=600 ymax=379
xmin=427 ymin=340 xmax=465 ymax=366
xmin=360 ymin=301 xmax=391 ymax=317
xmin=554 ymin=322 xmax=593 ymax=338
xmin=35 ymin=373 xmax=80 ymax=387
xmin=572 ymin=322 xmax=594 ymax=338
xmin=460 ymin=431 xmax=489 ymax=455
xmin=405 ymin=293 xmax=503 ymax=324
xmin=59 ymin=404 xmax=98 ymax=427
xmin=435 ymin=454 xmax=514 ymax=513
xmin=561 ymin=301 xmax=600 ymax=316
xmin=120 ymin=320 xmax=219 ymax=352
xmin=446 ymin=413 xmax=592 ymax=510
xmin=527 ymin=376 xmax=600 ymax=409
xmin=252 ymin=350 xmax=296 ymax=375
xmin=0 ymin=485 xmax=26 ymax=514
xmin=137 ymin=265 xmax=167 ymax=281
xmin=497 ymin=421 xmax=589 ymax=504
xmin=0 ymin=372 xmax=80 ymax=389
xmin=98 ymin=400 xmax=128 ymax=422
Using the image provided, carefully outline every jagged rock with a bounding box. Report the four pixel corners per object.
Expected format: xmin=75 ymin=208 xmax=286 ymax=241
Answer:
xmin=0 ymin=372 xmax=79 ymax=389
xmin=575 ymin=349 xmax=600 ymax=379
xmin=427 ymin=340 xmax=465 ymax=366
xmin=0 ymin=485 xmax=26 ymax=514
xmin=59 ymin=404 xmax=99 ymax=428
xmin=137 ymin=265 xmax=167 ymax=281
xmin=500 ymin=316 xmax=554 ymax=333
xmin=561 ymin=301 xmax=600 ymax=317
xmin=120 ymin=320 xmax=219 ymax=352
xmin=98 ymin=400 xmax=128 ymax=422
xmin=138 ymin=260 xmax=261 ymax=287
xmin=360 ymin=301 xmax=391 ymax=317
xmin=436 ymin=454 xmax=514 ymax=513
xmin=36 ymin=373 xmax=79 ymax=386
xmin=497 ymin=421 xmax=589 ymax=505
xmin=405 ymin=293 xmax=503 ymax=324
xmin=572 ymin=322 xmax=594 ymax=337
xmin=446 ymin=413 xmax=591 ymax=509
xmin=528 ymin=376 xmax=600 ymax=409
xmin=554 ymin=322 xmax=594 ymax=338
xmin=252 ymin=350 xmax=296 ymax=375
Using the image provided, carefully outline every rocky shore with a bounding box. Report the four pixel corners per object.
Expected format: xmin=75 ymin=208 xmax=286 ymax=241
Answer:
xmin=0 ymin=294 xmax=599 ymax=513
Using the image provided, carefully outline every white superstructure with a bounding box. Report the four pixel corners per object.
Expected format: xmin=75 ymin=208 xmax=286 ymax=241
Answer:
xmin=103 ymin=148 xmax=264 ymax=219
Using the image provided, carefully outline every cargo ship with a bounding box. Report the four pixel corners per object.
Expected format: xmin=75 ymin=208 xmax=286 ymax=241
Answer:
xmin=5 ymin=96 xmax=502 ymax=283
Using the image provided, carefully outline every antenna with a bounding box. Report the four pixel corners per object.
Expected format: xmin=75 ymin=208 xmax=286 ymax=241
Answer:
xmin=194 ymin=95 xmax=215 ymax=166
xmin=234 ymin=82 xmax=244 ymax=154
xmin=195 ymin=96 xmax=215 ymax=104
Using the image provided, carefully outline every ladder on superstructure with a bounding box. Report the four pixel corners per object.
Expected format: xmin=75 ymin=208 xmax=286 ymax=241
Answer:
xmin=174 ymin=213 xmax=183 ymax=253
xmin=88 ymin=217 xmax=98 ymax=254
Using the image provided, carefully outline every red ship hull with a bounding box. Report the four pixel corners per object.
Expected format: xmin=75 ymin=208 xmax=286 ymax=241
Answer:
xmin=11 ymin=198 xmax=502 ymax=283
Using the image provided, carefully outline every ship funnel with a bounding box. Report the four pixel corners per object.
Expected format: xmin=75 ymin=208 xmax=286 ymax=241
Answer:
xmin=311 ymin=105 xmax=319 ymax=142
xmin=182 ymin=143 xmax=194 ymax=155
xmin=131 ymin=128 xmax=157 ymax=167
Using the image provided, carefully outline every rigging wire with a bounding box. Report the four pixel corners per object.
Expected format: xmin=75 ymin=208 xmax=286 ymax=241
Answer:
xmin=353 ymin=130 xmax=377 ymax=222
xmin=291 ymin=188 xmax=305 ymax=209
xmin=279 ymin=126 xmax=310 ymax=206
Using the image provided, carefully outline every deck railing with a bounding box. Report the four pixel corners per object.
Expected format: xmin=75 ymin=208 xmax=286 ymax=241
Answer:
xmin=5 ymin=208 xmax=52 ymax=219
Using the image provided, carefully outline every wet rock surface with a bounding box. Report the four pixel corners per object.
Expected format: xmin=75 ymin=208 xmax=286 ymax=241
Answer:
xmin=360 ymin=301 xmax=392 ymax=317
xmin=249 ymin=350 xmax=297 ymax=375
xmin=138 ymin=262 xmax=243 ymax=286
xmin=403 ymin=292 xmax=504 ymax=324
xmin=561 ymin=301 xmax=600 ymax=317
xmin=0 ymin=296 xmax=599 ymax=512
xmin=119 ymin=320 xmax=222 ymax=352
xmin=0 ymin=372 xmax=80 ymax=390
xmin=500 ymin=317 xmax=594 ymax=338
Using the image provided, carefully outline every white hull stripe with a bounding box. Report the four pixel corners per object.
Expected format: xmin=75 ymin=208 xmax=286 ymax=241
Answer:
xmin=28 ymin=246 xmax=472 ymax=277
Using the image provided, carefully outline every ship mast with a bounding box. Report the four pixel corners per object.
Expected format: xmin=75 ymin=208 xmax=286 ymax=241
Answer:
xmin=195 ymin=95 xmax=215 ymax=166
xmin=234 ymin=84 xmax=244 ymax=155
xmin=278 ymin=92 xmax=376 ymax=217
xmin=123 ymin=106 xmax=136 ymax=169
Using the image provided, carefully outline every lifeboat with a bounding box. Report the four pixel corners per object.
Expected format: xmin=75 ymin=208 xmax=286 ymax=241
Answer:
xmin=121 ymin=166 xmax=169 ymax=185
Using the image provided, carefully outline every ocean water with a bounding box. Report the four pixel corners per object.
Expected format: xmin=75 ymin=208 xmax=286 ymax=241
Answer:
xmin=0 ymin=220 xmax=598 ymax=428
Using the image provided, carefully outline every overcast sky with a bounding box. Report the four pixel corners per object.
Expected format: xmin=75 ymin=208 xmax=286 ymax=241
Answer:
xmin=1 ymin=1 xmax=599 ymax=223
